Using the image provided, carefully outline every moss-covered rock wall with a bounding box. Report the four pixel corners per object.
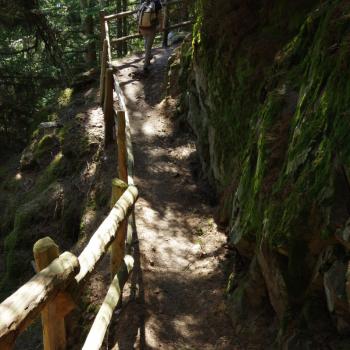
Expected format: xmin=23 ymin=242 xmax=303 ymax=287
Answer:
xmin=172 ymin=0 xmax=350 ymax=346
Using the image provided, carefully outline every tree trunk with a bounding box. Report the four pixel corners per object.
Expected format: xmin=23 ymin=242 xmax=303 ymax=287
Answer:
xmin=116 ymin=0 xmax=123 ymax=56
xmin=80 ymin=0 xmax=97 ymax=66
xmin=122 ymin=0 xmax=127 ymax=55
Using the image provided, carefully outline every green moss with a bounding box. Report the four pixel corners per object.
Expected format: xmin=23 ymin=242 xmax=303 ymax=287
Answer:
xmin=61 ymin=198 xmax=83 ymax=241
xmin=37 ymin=134 xmax=55 ymax=150
xmin=60 ymin=116 xmax=91 ymax=166
xmin=235 ymin=1 xmax=350 ymax=310
xmin=58 ymin=88 xmax=73 ymax=107
xmin=30 ymin=153 xmax=65 ymax=198
xmin=217 ymin=1 xmax=350 ymax=249
xmin=33 ymin=134 xmax=59 ymax=163
xmin=94 ymin=186 xmax=110 ymax=209
xmin=179 ymin=0 xmax=350 ymax=330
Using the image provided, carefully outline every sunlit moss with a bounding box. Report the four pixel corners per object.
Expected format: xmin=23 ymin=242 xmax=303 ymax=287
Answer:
xmin=179 ymin=0 xmax=350 ymax=322
xmin=58 ymin=88 xmax=73 ymax=107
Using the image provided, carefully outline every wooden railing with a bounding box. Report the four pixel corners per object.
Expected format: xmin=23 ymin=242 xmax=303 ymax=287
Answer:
xmin=0 ymin=12 xmax=138 ymax=350
xmin=0 ymin=182 xmax=138 ymax=349
xmin=99 ymin=0 xmax=193 ymax=49
xmin=0 ymin=74 xmax=137 ymax=347
xmin=0 ymin=2 xmax=193 ymax=349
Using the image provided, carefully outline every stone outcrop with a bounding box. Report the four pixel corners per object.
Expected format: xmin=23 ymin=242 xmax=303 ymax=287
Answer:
xmin=167 ymin=0 xmax=350 ymax=345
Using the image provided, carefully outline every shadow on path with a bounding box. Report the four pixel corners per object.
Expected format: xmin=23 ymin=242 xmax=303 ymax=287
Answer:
xmin=109 ymin=47 xmax=237 ymax=350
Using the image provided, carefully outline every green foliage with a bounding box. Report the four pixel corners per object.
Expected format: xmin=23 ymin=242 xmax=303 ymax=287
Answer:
xmin=34 ymin=152 xmax=65 ymax=192
xmin=34 ymin=134 xmax=60 ymax=163
xmin=0 ymin=0 xmax=193 ymax=152
xmin=58 ymin=88 xmax=74 ymax=107
xmin=222 ymin=4 xmax=350 ymax=312
xmin=246 ymin=0 xmax=350 ymax=247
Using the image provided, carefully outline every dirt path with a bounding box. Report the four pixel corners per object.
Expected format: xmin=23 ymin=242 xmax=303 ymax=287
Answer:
xmin=108 ymin=48 xmax=237 ymax=349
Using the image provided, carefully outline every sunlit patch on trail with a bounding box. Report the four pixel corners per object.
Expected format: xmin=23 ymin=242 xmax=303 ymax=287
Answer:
xmin=142 ymin=120 xmax=157 ymax=136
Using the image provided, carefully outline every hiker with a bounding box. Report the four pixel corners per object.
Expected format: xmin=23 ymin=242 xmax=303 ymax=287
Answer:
xmin=138 ymin=0 xmax=164 ymax=71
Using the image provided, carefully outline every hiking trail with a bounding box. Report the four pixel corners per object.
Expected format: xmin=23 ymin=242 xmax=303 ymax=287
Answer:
xmin=105 ymin=48 xmax=237 ymax=349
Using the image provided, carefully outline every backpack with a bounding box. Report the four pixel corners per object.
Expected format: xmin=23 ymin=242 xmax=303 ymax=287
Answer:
xmin=138 ymin=1 xmax=158 ymax=29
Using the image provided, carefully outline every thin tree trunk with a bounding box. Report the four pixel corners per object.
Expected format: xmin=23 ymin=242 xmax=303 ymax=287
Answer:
xmin=80 ymin=0 xmax=97 ymax=66
xmin=122 ymin=0 xmax=127 ymax=55
xmin=116 ymin=0 xmax=123 ymax=56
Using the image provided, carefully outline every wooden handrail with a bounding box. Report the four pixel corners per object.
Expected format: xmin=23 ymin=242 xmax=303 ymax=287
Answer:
xmin=104 ymin=0 xmax=186 ymax=21
xmin=104 ymin=8 xmax=137 ymax=21
xmin=104 ymin=20 xmax=112 ymax=63
xmin=0 ymin=0 xmax=192 ymax=344
xmin=33 ymin=237 xmax=73 ymax=349
xmin=0 ymin=184 xmax=138 ymax=348
xmin=82 ymin=255 xmax=134 ymax=350
xmin=111 ymin=32 xmax=142 ymax=45
xmin=113 ymin=78 xmax=136 ymax=261
xmin=0 ymin=18 xmax=142 ymax=346
xmin=110 ymin=20 xmax=193 ymax=45
xmin=166 ymin=20 xmax=194 ymax=31
xmin=110 ymin=179 xmax=129 ymax=277
xmin=113 ymin=79 xmax=135 ymax=185
xmin=75 ymin=184 xmax=138 ymax=284
xmin=103 ymin=67 xmax=114 ymax=147
xmin=116 ymin=110 xmax=128 ymax=183
xmin=100 ymin=39 xmax=108 ymax=105
xmin=0 ymin=252 xmax=79 ymax=349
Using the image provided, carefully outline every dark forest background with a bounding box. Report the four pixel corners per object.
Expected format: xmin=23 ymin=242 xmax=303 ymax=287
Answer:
xmin=0 ymin=0 xmax=190 ymax=154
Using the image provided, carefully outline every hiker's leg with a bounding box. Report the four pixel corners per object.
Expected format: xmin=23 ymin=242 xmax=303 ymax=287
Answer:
xmin=144 ymin=34 xmax=152 ymax=68
xmin=144 ymin=30 xmax=156 ymax=68
xmin=149 ymin=29 xmax=156 ymax=58
xmin=144 ymin=35 xmax=148 ymax=51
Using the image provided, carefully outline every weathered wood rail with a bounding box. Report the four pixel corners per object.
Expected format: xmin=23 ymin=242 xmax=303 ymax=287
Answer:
xmin=104 ymin=0 xmax=184 ymax=21
xmin=100 ymin=0 xmax=193 ymax=50
xmin=0 ymin=178 xmax=138 ymax=348
xmin=0 ymin=1 xmax=193 ymax=349
xmin=0 ymin=13 xmax=138 ymax=350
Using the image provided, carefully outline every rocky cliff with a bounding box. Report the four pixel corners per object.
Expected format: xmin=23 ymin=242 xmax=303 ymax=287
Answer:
xmin=169 ymin=0 xmax=350 ymax=347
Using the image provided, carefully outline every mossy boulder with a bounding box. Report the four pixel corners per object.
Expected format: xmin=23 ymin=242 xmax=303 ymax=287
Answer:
xmin=227 ymin=257 xmax=268 ymax=321
xmin=60 ymin=114 xmax=96 ymax=166
xmin=20 ymin=133 xmax=60 ymax=170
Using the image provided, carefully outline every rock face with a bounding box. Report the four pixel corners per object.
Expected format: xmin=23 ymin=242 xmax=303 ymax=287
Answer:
xmin=257 ymin=245 xmax=288 ymax=319
xmin=169 ymin=0 xmax=350 ymax=345
xmin=20 ymin=133 xmax=60 ymax=170
xmin=324 ymin=261 xmax=350 ymax=333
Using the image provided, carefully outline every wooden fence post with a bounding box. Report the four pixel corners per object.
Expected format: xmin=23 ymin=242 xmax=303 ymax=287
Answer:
xmin=103 ymin=68 xmax=114 ymax=147
xmin=105 ymin=21 xmax=112 ymax=63
xmin=33 ymin=237 xmax=66 ymax=350
xmin=117 ymin=110 xmax=128 ymax=183
xmin=110 ymin=179 xmax=128 ymax=278
xmin=100 ymin=39 xmax=108 ymax=106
